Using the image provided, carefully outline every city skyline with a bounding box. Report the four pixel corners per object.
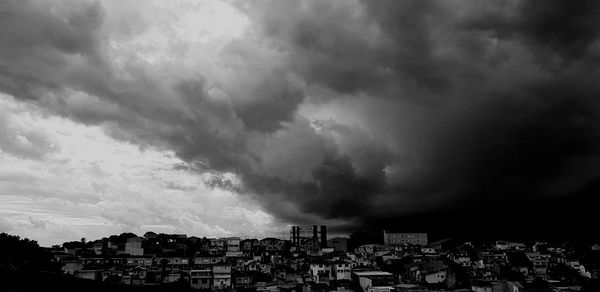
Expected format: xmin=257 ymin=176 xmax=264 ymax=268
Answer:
xmin=2 ymin=0 xmax=600 ymax=246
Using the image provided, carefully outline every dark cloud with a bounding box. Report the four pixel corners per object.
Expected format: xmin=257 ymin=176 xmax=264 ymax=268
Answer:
xmin=237 ymin=0 xmax=600 ymax=237
xmin=1 ymin=0 xmax=600 ymax=238
xmin=464 ymin=0 xmax=600 ymax=61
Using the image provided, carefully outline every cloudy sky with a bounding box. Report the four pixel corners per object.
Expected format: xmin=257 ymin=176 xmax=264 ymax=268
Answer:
xmin=1 ymin=0 xmax=600 ymax=245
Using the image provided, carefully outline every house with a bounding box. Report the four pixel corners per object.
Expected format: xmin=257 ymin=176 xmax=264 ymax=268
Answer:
xmin=62 ymin=259 xmax=83 ymax=275
xmin=126 ymin=256 xmax=153 ymax=268
xmin=92 ymin=240 xmax=106 ymax=255
xmin=423 ymin=269 xmax=446 ymax=284
xmin=331 ymin=260 xmax=352 ymax=280
xmin=352 ymin=271 xmax=396 ymax=292
xmin=495 ymin=241 xmax=526 ymax=251
xmin=471 ymin=280 xmax=496 ymax=292
xmin=383 ymin=231 xmax=428 ymax=246
xmin=225 ymin=237 xmax=240 ymax=252
xmin=310 ymin=261 xmax=331 ymax=283
xmin=450 ymin=252 xmax=471 ymax=266
xmin=155 ymin=257 xmax=190 ymax=270
xmin=162 ymin=269 xmax=188 ymax=283
xmin=207 ymin=238 xmax=227 ymax=255
xmin=256 ymin=238 xmax=287 ymax=252
xmin=190 ymin=269 xmax=212 ymax=289
xmin=241 ymin=239 xmax=258 ymax=253
xmin=213 ymin=264 xmax=232 ymax=288
xmin=194 ymin=256 xmax=226 ymax=268
xmin=75 ymin=269 xmax=101 ymax=280
xmin=233 ymin=272 xmax=253 ymax=288
xmin=126 ymin=266 xmax=147 ymax=284
xmin=395 ymin=283 xmax=426 ymax=292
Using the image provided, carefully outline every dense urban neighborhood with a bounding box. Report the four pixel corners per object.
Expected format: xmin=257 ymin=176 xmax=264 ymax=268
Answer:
xmin=2 ymin=227 xmax=600 ymax=292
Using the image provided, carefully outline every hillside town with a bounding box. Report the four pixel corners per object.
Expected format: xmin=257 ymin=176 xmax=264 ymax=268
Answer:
xmin=35 ymin=226 xmax=600 ymax=292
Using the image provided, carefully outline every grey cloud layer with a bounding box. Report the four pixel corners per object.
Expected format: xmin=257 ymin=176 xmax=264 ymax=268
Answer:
xmin=2 ymin=0 xmax=600 ymax=234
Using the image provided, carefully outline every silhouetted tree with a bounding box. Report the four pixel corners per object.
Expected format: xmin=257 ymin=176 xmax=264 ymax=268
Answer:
xmin=0 ymin=233 xmax=59 ymax=272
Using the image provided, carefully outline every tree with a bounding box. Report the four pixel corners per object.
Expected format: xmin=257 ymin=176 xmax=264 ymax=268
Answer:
xmin=0 ymin=233 xmax=59 ymax=272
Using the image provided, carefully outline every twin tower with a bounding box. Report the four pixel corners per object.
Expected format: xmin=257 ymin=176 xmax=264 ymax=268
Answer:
xmin=290 ymin=225 xmax=328 ymax=248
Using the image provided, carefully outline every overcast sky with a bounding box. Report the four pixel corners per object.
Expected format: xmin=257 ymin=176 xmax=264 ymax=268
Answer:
xmin=1 ymin=0 xmax=600 ymax=245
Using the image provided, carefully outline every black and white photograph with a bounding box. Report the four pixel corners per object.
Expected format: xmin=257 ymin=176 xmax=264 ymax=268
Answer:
xmin=1 ymin=0 xmax=599 ymax=291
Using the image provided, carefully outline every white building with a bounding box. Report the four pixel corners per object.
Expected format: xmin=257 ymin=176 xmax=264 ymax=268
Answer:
xmin=125 ymin=237 xmax=144 ymax=256
xmin=332 ymin=261 xmax=352 ymax=280
xmin=309 ymin=261 xmax=331 ymax=283
xmin=423 ymin=270 xmax=446 ymax=284
xmin=352 ymin=271 xmax=395 ymax=292
xmin=383 ymin=231 xmax=428 ymax=246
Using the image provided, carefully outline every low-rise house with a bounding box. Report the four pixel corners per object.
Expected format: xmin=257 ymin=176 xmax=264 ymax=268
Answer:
xmin=332 ymin=260 xmax=352 ymax=280
xmin=125 ymin=266 xmax=147 ymax=284
xmin=352 ymin=271 xmax=396 ymax=292
xmin=126 ymin=256 xmax=153 ymax=268
xmin=471 ymin=280 xmax=496 ymax=292
xmin=233 ymin=272 xmax=253 ymax=288
xmin=422 ymin=269 xmax=446 ymax=284
xmin=62 ymin=259 xmax=83 ymax=275
xmin=162 ymin=269 xmax=188 ymax=283
xmin=310 ymin=260 xmax=331 ymax=283
xmin=75 ymin=269 xmax=101 ymax=281
xmin=495 ymin=241 xmax=526 ymax=251
xmin=213 ymin=264 xmax=232 ymax=288
xmin=194 ymin=256 xmax=226 ymax=268
xmin=256 ymin=238 xmax=288 ymax=252
xmin=450 ymin=252 xmax=471 ymax=267
xmin=190 ymin=269 xmax=212 ymax=289
xmin=156 ymin=257 xmax=189 ymax=270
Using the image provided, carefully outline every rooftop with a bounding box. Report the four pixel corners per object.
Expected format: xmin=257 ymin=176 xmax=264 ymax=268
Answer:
xmin=353 ymin=271 xmax=393 ymax=276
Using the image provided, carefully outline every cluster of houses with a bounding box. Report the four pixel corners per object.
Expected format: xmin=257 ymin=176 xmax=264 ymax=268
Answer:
xmin=51 ymin=227 xmax=600 ymax=291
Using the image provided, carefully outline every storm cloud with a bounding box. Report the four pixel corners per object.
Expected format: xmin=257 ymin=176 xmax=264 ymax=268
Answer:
xmin=1 ymin=0 xmax=600 ymax=239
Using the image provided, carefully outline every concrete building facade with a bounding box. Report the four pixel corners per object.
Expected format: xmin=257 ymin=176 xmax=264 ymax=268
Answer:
xmin=383 ymin=231 xmax=428 ymax=246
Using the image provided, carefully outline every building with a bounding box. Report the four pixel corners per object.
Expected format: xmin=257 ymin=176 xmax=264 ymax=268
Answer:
xmin=352 ymin=271 xmax=396 ymax=292
xmin=256 ymin=238 xmax=287 ymax=252
xmin=233 ymin=272 xmax=253 ymax=288
xmin=382 ymin=231 xmax=428 ymax=246
xmin=225 ymin=237 xmax=240 ymax=252
xmin=126 ymin=256 xmax=153 ymax=268
xmin=327 ymin=237 xmax=348 ymax=252
xmin=423 ymin=269 xmax=446 ymax=284
xmin=193 ymin=256 xmax=226 ymax=269
xmin=62 ymin=259 xmax=83 ymax=275
xmin=213 ymin=264 xmax=232 ymax=288
xmin=190 ymin=269 xmax=212 ymax=289
xmin=290 ymin=225 xmax=327 ymax=248
xmin=495 ymin=241 xmax=526 ymax=250
xmin=125 ymin=237 xmax=144 ymax=256
xmin=332 ymin=260 xmax=352 ymax=280
xmin=309 ymin=260 xmax=331 ymax=283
